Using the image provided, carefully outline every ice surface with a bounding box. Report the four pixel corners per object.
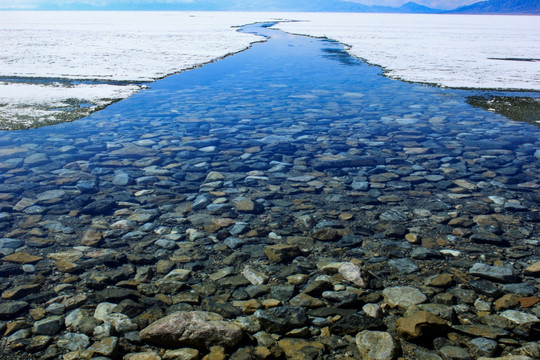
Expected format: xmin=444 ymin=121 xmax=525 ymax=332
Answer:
xmin=0 ymin=11 xmax=283 ymax=81
xmin=0 ymin=82 xmax=142 ymax=129
xmin=274 ymin=13 xmax=540 ymax=91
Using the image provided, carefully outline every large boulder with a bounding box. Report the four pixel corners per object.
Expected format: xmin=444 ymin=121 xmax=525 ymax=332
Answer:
xmin=139 ymin=311 xmax=244 ymax=350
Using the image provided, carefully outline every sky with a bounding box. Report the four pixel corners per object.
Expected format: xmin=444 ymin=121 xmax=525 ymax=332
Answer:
xmin=347 ymin=0 xmax=478 ymax=9
xmin=0 ymin=0 xmax=481 ymax=11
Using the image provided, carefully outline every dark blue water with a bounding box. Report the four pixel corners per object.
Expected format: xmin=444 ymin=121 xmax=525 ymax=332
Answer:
xmin=0 ymin=24 xmax=538 ymax=249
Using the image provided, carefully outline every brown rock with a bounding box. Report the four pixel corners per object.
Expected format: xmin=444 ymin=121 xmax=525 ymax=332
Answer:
xmin=203 ymin=346 xmax=226 ymax=360
xmin=452 ymin=325 xmax=509 ymax=339
xmin=4 ymin=320 xmax=31 ymax=336
xmin=244 ymin=146 xmax=261 ymax=154
xmin=523 ymin=261 xmax=540 ymax=277
xmin=55 ymin=259 xmax=80 ymax=273
xmin=396 ymin=311 xmax=448 ymax=340
xmin=232 ymin=299 xmax=261 ymax=314
xmin=162 ymin=348 xmax=199 ymax=360
xmin=81 ymin=229 xmax=103 ymax=247
xmin=494 ymin=294 xmax=519 ymax=311
xmin=86 ymin=336 xmax=118 ymax=357
xmin=2 ymin=284 xmax=41 ymax=300
xmin=2 ymin=251 xmax=43 ymax=264
xmin=125 ymin=352 xmax=161 ymax=360
xmin=236 ymin=199 xmax=262 ymax=214
xmin=139 ymin=311 xmax=244 ymax=350
xmin=405 ymin=233 xmax=420 ymax=243
xmin=264 ymin=244 xmax=301 ymax=263
xmin=311 ymin=228 xmax=339 ymax=241
xmin=277 ymin=338 xmax=324 ymax=359
xmin=205 ymin=171 xmax=225 ymax=182
xmin=425 ymin=274 xmax=454 ymax=288
xmin=519 ymin=297 xmax=540 ymax=308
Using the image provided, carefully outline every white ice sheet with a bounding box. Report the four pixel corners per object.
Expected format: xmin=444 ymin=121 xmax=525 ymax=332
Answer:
xmin=274 ymin=13 xmax=540 ymax=91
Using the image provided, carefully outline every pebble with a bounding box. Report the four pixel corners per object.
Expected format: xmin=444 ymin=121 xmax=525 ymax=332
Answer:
xmin=383 ymin=286 xmax=427 ymax=310
xmin=356 ymin=330 xmax=400 ymax=360
xmin=338 ymin=262 xmax=369 ymax=288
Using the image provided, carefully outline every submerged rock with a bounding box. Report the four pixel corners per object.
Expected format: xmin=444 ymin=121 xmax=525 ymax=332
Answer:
xmin=356 ymin=330 xmax=400 ymax=360
xmin=139 ymin=311 xmax=244 ymax=350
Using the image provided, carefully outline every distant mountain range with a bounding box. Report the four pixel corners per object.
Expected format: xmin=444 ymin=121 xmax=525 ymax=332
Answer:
xmin=449 ymin=0 xmax=540 ymax=14
xmin=37 ymin=0 xmax=540 ymax=15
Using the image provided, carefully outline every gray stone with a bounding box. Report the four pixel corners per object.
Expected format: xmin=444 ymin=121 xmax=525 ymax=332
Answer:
xmin=191 ymin=195 xmax=210 ymax=210
xmin=32 ymin=315 xmax=64 ymax=335
xmin=0 ymin=238 xmax=24 ymax=249
xmin=255 ymin=306 xmax=308 ymax=334
xmin=405 ymin=304 xmax=455 ymax=322
xmin=383 ymin=286 xmax=427 ymax=310
xmin=329 ymin=312 xmax=384 ymax=335
xmin=65 ymin=308 xmax=91 ymax=331
xmin=37 ymin=189 xmax=66 ymax=201
xmin=469 ymin=263 xmax=519 ymax=283
xmin=224 ymin=237 xmax=247 ymax=249
xmin=469 ymin=337 xmax=498 ymax=358
xmin=24 ymin=153 xmax=49 ymax=166
xmin=502 ymin=283 xmax=537 ymax=296
xmin=438 ymin=346 xmax=472 ymax=360
xmin=415 ymin=349 xmax=443 ymax=360
xmin=411 ymin=248 xmax=442 ymax=260
xmin=229 ymin=222 xmax=249 ymax=236
xmin=76 ymin=180 xmax=97 ymax=193
xmin=0 ymin=301 xmax=28 ymax=317
xmin=500 ymin=310 xmax=539 ymax=324
xmin=356 ymin=330 xmax=400 ymax=360
xmin=155 ymin=239 xmax=177 ymax=249
xmin=322 ymin=291 xmax=357 ymax=307
xmin=389 ymin=258 xmax=419 ymax=274
xmin=57 ymin=332 xmax=90 ymax=351
xmin=351 ymin=181 xmax=369 ymax=191
xmin=113 ymin=172 xmax=131 ymax=186
xmin=45 ymin=303 xmax=66 ymax=315
xmin=140 ymin=311 xmax=244 ymax=350
xmin=164 ymin=269 xmax=192 ymax=282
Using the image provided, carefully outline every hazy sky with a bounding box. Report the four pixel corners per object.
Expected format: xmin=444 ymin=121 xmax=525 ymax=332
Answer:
xmin=346 ymin=0 xmax=479 ymax=9
xmin=0 ymin=0 xmax=480 ymax=10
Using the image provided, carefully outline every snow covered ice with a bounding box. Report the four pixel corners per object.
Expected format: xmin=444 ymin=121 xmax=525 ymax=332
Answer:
xmin=275 ymin=13 xmax=540 ymax=91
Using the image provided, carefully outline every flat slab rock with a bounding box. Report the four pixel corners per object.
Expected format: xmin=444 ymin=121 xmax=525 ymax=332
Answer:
xmin=139 ymin=311 xmax=244 ymax=350
xmin=469 ymin=263 xmax=519 ymax=283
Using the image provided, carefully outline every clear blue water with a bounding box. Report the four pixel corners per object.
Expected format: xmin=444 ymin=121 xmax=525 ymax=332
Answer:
xmin=0 ymin=24 xmax=538 ymax=244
